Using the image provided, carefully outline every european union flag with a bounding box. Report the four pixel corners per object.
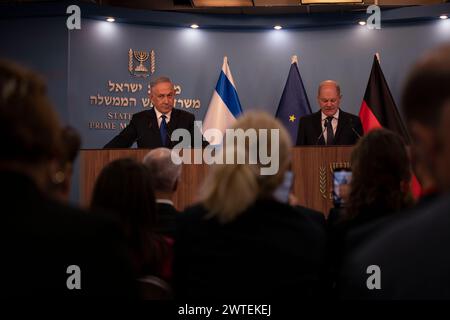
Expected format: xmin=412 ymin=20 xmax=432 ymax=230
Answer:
xmin=275 ymin=56 xmax=312 ymax=142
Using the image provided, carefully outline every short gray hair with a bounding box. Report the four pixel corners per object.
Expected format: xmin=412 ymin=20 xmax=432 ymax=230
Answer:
xmin=150 ymin=76 xmax=173 ymax=89
xmin=143 ymin=148 xmax=182 ymax=192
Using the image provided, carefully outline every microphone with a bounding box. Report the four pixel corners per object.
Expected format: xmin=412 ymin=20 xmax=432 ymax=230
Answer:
xmin=316 ymin=118 xmax=328 ymax=145
xmin=349 ymin=118 xmax=361 ymax=139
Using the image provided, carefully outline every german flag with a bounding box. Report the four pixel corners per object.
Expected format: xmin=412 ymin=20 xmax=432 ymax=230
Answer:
xmin=359 ymin=55 xmax=420 ymax=197
xmin=359 ymin=55 xmax=411 ymax=143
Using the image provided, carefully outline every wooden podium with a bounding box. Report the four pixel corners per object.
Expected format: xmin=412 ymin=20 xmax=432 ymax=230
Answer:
xmin=80 ymin=147 xmax=352 ymax=215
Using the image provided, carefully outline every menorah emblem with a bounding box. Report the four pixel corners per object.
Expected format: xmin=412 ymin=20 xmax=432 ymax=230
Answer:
xmin=134 ymin=51 xmax=149 ymax=72
xmin=128 ymin=49 xmax=156 ymax=78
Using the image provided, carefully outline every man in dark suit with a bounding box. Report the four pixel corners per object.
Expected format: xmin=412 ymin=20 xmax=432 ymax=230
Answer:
xmin=104 ymin=77 xmax=201 ymax=148
xmin=296 ymin=80 xmax=363 ymax=146
xmin=339 ymin=45 xmax=450 ymax=299
xmin=143 ymin=148 xmax=182 ymax=239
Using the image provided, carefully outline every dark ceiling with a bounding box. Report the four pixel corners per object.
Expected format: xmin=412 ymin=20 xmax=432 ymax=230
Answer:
xmin=1 ymin=0 xmax=449 ymax=14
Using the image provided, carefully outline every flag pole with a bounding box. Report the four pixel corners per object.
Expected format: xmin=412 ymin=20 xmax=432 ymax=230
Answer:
xmin=375 ymin=52 xmax=381 ymax=63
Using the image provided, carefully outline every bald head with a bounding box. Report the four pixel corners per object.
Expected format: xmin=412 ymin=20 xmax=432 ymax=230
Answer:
xmin=318 ymin=80 xmax=341 ymax=96
xmin=143 ymin=148 xmax=182 ymax=193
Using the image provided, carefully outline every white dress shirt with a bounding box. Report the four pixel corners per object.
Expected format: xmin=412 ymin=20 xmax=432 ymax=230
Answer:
xmin=321 ymin=109 xmax=339 ymax=144
xmin=154 ymin=108 xmax=172 ymax=128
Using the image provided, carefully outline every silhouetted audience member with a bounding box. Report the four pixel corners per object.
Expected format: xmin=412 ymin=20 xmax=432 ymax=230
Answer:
xmin=0 ymin=60 xmax=136 ymax=297
xmin=328 ymin=129 xmax=412 ymax=294
xmin=174 ymin=111 xmax=327 ymax=299
xmin=340 ymin=45 xmax=450 ymax=299
xmin=50 ymin=126 xmax=81 ymax=203
xmin=288 ymin=193 xmax=327 ymax=227
xmin=410 ymin=147 xmax=439 ymax=207
xmin=143 ymin=148 xmax=182 ymax=239
xmin=91 ymin=158 xmax=173 ymax=284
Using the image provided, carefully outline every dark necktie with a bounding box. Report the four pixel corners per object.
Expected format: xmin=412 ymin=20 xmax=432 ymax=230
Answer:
xmin=326 ymin=116 xmax=334 ymax=145
xmin=160 ymin=114 xmax=168 ymax=147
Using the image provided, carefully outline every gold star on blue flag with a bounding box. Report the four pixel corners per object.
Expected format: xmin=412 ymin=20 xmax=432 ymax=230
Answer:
xmin=275 ymin=55 xmax=312 ymax=142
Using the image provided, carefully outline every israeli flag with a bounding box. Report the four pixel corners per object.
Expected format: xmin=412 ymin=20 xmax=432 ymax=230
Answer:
xmin=203 ymin=56 xmax=243 ymax=145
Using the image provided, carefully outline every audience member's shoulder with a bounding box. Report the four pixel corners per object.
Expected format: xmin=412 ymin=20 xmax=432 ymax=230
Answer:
xmin=341 ymin=195 xmax=450 ymax=299
xmin=252 ymin=198 xmax=301 ymax=218
xmin=179 ymin=203 xmax=209 ymax=222
xmin=394 ymin=194 xmax=450 ymax=241
xmin=253 ymin=200 xmax=326 ymax=236
xmin=294 ymin=205 xmax=326 ymax=226
xmin=351 ymin=195 xmax=450 ymax=264
xmin=372 ymin=194 xmax=450 ymax=243
xmin=42 ymin=198 xmax=124 ymax=241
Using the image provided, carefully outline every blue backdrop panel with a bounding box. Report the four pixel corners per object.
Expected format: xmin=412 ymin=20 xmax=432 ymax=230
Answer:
xmin=66 ymin=18 xmax=450 ymax=148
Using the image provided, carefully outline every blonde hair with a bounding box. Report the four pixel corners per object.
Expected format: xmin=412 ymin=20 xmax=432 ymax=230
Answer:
xmin=200 ymin=111 xmax=292 ymax=224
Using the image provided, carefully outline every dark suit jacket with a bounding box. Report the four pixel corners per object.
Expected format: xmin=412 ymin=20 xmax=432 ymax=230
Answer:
xmin=326 ymin=207 xmax=398 ymax=296
xmin=295 ymin=205 xmax=326 ymax=227
xmin=296 ymin=110 xmax=363 ymax=146
xmin=104 ymin=108 xmax=201 ymax=148
xmin=0 ymin=171 xmax=137 ymax=297
xmin=156 ymin=202 xmax=179 ymax=239
xmin=174 ymin=199 xmax=327 ymax=299
xmin=339 ymin=195 xmax=450 ymax=299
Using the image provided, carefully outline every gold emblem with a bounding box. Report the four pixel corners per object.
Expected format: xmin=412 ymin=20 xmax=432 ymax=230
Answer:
xmin=330 ymin=162 xmax=351 ymax=173
xmin=319 ymin=162 xmax=351 ymax=200
xmin=128 ymin=49 xmax=155 ymax=78
xmin=289 ymin=115 xmax=296 ymax=122
xmin=319 ymin=166 xmax=328 ymax=199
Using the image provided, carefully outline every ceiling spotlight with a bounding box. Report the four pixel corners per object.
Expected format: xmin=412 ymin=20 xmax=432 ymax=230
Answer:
xmin=358 ymin=20 xmax=367 ymax=26
xmin=106 ymin=17 xmax=115 ymax=23
xmin=190 ymin=24 xmax=199 ymax=29
xmin=274 ymin=25 xmax=282 ymax=30
xmin=440 ymin=15 xmax=448 ymax=20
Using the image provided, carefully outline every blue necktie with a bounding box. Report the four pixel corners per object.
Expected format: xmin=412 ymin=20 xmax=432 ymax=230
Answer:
xmin=160 ymin=114 xmax=168 ymax=147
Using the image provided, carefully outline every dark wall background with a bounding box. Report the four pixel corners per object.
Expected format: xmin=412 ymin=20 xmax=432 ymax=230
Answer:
xmin=1 ymin=3 xmax=450 ymax=203
xmin=0 ymin=17 xmax=68 ymax=121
